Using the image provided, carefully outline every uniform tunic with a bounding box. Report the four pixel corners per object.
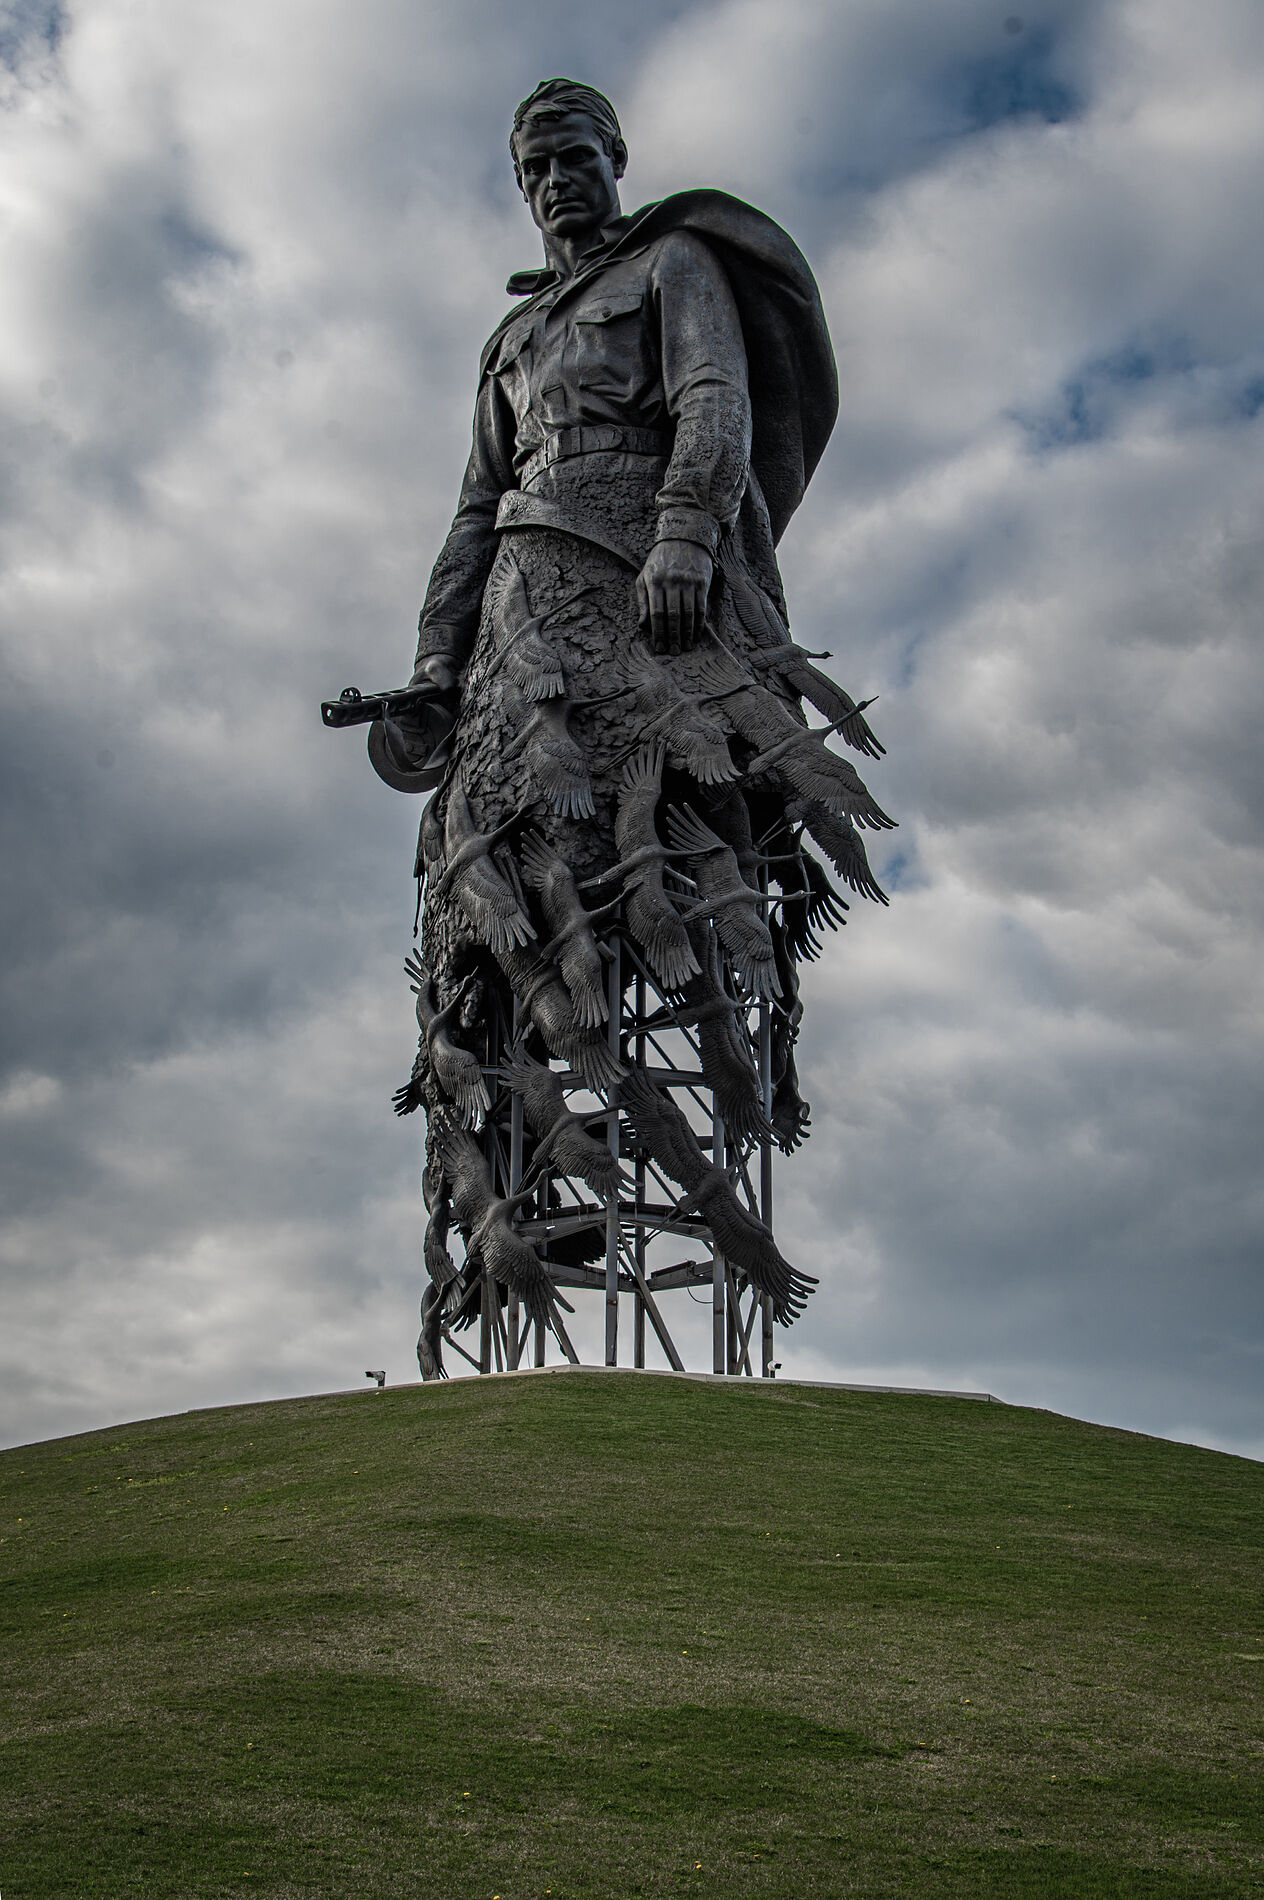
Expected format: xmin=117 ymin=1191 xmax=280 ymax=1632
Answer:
xmin=415 ymin=224 xmax=763 ymax=672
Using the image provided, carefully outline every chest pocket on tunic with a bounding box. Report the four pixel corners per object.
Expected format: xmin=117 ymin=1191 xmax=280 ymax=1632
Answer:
xmin=489 ymin=321 xmax=532 ymax=372
xmin=572 ymin=290 xmax=646 ymax=399
xmin=487 ymin=323 xmax=533 ymax=410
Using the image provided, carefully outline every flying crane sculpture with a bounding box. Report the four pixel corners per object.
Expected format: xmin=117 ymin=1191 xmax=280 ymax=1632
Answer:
xmin=322 ymin=79 xmax=892 ymax=1379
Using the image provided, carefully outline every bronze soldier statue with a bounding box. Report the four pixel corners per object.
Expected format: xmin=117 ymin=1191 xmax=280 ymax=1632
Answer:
xmin=324 ymin=78 xmax=892 ymax=1379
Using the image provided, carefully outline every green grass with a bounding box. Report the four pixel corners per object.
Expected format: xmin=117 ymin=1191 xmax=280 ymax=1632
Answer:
xmin=1 ymin=1369 xmax=1261 ymax=1897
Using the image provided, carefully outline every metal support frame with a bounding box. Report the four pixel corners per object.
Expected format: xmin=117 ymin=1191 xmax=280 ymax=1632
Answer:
xmin=431 ymin=926 xmax=781 ymax=1379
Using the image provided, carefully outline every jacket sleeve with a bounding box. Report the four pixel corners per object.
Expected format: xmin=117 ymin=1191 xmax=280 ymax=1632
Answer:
xmin=413 ymin=368 xmax=517 ymax=673
xmin=650 ymin=231 xmax=752 ymax=556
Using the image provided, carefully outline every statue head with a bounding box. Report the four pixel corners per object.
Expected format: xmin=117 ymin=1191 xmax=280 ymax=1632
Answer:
xmin=510 ymin=78 xmax=626 ymax=244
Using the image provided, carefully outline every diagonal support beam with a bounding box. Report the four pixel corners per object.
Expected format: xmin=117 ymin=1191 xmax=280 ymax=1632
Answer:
xmin=618 ymin=1238 xmax=687 ymax=1372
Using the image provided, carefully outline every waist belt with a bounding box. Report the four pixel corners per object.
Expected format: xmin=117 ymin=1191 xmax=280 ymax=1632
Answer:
xmin=495 ymin=490 xmax=642 ymax=571
xmin=519 ymin=425 xmax=669 ymax=488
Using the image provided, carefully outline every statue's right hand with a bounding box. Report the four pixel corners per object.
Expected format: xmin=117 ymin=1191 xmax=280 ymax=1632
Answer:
xmin=410 ymin=653 xmax=460 ymax=696
xmin=636 ymin=540 xmax=713 ymax=657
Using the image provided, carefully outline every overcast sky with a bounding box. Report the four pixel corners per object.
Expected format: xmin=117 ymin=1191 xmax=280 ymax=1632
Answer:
xmin=2 ymin=0 xmax=1260 ymax=1458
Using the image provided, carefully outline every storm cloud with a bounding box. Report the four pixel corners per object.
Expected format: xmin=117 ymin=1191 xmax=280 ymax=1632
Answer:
xmin=1 ymin=0 xmax=1260 ymax=1455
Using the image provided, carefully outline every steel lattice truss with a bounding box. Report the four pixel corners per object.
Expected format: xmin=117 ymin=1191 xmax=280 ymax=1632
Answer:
xmin=427 ymin=929 xmax=778 ymax=1380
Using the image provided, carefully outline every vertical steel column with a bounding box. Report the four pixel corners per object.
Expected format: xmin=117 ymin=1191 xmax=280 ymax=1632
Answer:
xmin=479 ymin=1268 xmax=493 ymax=1374
xmin=711 ymin=1097 xmax=726 ymax=1374
xmin=507 ymin=999 xmax=523 ymax=1370
xmin=479 ymin=991 xmax=501 ymax=1377
xmin=533 ymin=1163 xmax=547 ymax=1368
xmin=725 ymin=1127 xmax=740 ymax=1374
xmin=711 ymin=1257 xmax=726 ymax=1374
xmin=759 ymin=991 xmax=775 ymax=1377
xmin=604 ymin=935 xmax=622 ymax=1367
xmin=633 ymin=970 xmax=646 ymax=1368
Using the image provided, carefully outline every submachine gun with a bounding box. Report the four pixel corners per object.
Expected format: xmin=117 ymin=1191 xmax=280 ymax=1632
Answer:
xmin=320 ymin=681 xmax=455 ymax=793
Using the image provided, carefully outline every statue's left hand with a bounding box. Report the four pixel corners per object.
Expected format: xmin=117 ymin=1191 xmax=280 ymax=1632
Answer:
xmin=636 ymin=540 xmax=713 ymax=657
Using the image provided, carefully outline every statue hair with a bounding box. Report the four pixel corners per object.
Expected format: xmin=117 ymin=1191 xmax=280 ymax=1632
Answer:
xmin=510 ymin=78 xmax=626 ymax=180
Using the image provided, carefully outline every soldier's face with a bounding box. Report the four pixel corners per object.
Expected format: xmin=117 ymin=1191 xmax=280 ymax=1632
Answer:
xmin=516 ymin=114 xmax=622 ymax=239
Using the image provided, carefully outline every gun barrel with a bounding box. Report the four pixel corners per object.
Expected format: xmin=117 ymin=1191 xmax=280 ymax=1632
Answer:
xmin=320 ymin=683 xmax=442 ymax=729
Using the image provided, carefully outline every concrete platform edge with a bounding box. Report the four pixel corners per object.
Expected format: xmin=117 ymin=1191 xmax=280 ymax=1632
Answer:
xmin=462 ymin=1364 xmax=1000 ymax=1401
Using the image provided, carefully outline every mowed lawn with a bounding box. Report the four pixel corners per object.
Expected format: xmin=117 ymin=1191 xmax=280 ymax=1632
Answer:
xmin=1 ymin=1369 xmax=1261 ymax=1897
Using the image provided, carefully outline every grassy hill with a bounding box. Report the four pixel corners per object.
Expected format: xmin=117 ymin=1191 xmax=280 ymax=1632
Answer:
xmin=1 ymin=1369 xmax=1261 ymax=1897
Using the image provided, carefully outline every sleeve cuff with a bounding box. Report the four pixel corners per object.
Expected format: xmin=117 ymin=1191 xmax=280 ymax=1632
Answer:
xmin=654 ymin=508 xmax=721 ymax=557
xmin=414 ymin=620 xmax=472 ymax=667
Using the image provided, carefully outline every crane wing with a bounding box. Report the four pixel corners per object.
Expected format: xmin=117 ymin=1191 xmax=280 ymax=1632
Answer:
xmin=796 ymin=805 xmax=889 ymax=905
xmin=454 ymin=854 xmax=536 ymax=954
xmin=617 ymin=1069 xmax=711 ymax=1194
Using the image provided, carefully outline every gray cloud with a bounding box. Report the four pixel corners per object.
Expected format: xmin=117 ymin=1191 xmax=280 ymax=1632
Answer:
xmin=1 ymin=0 xmax=1260 ymax=1459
